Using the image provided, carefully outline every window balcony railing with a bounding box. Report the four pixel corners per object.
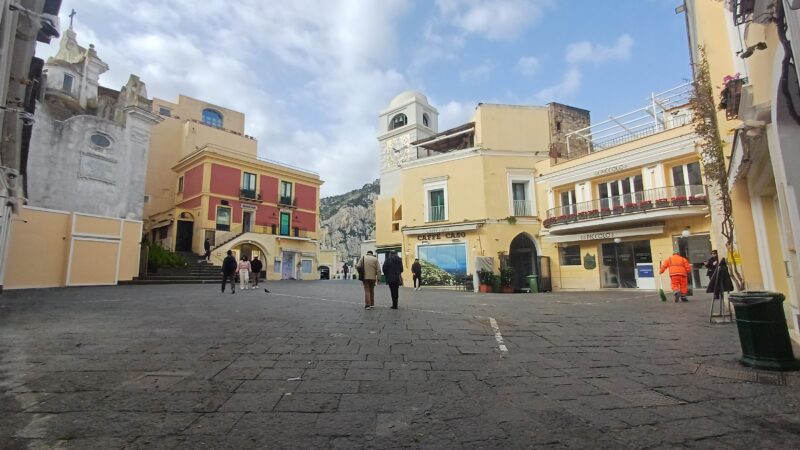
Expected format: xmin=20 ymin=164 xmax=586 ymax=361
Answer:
xmin=278 ymin=196 xmax=296 ymax=207
xmin=543 ymin=185 xmax=707 ymax=228
xmin=513 ymin=199 xmax=532 ymax=216
xmin=239 ymin=188 xmax=261 ymax=201
xmin=428 ymin=205 xmax=446 ymax=222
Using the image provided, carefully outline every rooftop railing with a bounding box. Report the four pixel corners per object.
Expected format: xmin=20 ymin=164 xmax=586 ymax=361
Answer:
xmin=554 ymin=83 xmax=695 ymax=161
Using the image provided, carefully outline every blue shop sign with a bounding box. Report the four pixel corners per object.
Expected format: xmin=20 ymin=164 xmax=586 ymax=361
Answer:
xmin=637 ymin=264 xmax=654 ymax=278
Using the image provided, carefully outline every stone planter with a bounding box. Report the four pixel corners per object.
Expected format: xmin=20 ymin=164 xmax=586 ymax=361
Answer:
xmin=479 ymin=284 xmax=492 ymax=293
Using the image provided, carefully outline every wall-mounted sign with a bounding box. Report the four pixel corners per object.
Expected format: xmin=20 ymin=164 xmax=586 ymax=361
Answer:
xmin=581 ymin=231 xmax=615 ymax=240
xmin=241 ymin=204 xmax=257 ymax=210
xmin=594 ymin=164 xmax=627 ymax=177
xmin=416 ymin=231 xmax=467 ymax=241
xmin=583 ymin=254 xmax=596 ymax=270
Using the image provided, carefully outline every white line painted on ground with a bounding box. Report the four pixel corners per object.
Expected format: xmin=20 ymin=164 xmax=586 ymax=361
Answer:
xmin=488 ymin=317 xmax=508 ymax=353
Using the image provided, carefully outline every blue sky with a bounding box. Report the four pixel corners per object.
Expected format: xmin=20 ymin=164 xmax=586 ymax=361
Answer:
xmin=38 ymin=0 xmax=691 ymax=196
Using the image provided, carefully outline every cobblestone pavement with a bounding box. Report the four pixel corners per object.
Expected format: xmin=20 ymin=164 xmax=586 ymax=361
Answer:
xmin=2 ymin=281 xmax=800 ymax=449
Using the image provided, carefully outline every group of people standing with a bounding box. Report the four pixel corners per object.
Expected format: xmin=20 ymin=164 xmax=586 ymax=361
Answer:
xmin=356 ymin=251 xmax=422 ymax=310
xmin=659 ymin=248 xmax=731 ymax=302
xmin=220 ymin=250 xmax=269 ymax=294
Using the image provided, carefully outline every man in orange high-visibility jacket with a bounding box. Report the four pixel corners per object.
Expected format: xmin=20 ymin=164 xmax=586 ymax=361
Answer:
xmin=660 ymin=250 xmax=693 ymax=303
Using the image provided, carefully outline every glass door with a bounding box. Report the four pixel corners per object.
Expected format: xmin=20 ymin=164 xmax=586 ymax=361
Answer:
xmin=243 ymin=211 xmax=253 ymax=233
xmin=279 ymin=212 xmax=290 ymax=235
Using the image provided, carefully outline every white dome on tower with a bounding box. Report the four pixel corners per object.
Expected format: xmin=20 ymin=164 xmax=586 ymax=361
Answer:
xmin=389 ymin=90 xmax=429 ymax=109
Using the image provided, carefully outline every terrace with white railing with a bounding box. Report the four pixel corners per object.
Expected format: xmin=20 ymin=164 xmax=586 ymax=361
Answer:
xmin=552 ymin=83 xmax=694 ymax=162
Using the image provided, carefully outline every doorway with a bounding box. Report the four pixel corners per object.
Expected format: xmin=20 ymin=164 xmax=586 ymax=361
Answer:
xmin=600 ymin=240 xmax=652 ymax=288
xmin=243 ymin=211 xmax=253 ymax=233
xmin=509 ymin=233 xmax=537 ymax=291
xmin=673 ymin=233 xmax=712 ymax=288
xmin=282 ymin=251 xmax=295 ymax=279
xmin=176 ymin=220 xmax=193 ymax=252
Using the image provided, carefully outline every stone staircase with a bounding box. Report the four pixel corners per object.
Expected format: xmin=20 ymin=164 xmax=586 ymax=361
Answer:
xmin=120 ymin=251 xmax=222 ymax=285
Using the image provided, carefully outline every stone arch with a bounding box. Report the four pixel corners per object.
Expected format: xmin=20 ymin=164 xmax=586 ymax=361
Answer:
xmin=508 ymin=232 xmax=539 ymax=291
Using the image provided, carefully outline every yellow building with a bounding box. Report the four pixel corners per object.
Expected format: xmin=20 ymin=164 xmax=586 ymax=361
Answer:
xmin=375 ymin=91 xmax=589 ymax=290
xmin=143 ymin=95 xmax=324 ymax=281
xmin=535 ymin=83 xmax=714 ymax=291
xmin=682 ymin=0 xmax=800 ymax=343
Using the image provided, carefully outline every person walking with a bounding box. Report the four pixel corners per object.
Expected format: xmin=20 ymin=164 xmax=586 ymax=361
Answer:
xmin=659 ymin=249 xmax=692 ymax=303
xmin=250 ymin=256 xmax=263 ymax=289
xmin=357 ymin=250 xmax=380 ymax=310
xmin=382 ymin=251 xmax=404 ymax=309
xmin=238 ymin=255 xmax=251 ymax=291
xmin=411 ymin=258 xmax=422 ymax=290
xmin=704 ymin=250 xmax=719 ymax=280
xmin=342 ymin=263 xmax=349 ymax=280
xmin=204 ymin=238 xmax=212 ymax=262
xmin=221 ymin=250 xmax=238 ymax=294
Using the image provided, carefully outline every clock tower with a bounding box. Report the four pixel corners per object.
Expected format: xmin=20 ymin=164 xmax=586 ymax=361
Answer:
xmin=377 ymin=91 xmax=438 ymax=174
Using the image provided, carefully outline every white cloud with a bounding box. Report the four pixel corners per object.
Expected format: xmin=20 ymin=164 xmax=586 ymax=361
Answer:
xmin=516 ymin=56 xmax=540 ymax=77
xmin=566 ymin=34 xmax=634 ymax=65
xmin=435 ymin=100 xmax=477 ymax=130
xmin=459 ymin=61 xmax=494 ymax=82
xmin=435 ymin=0 xmax=551 ymax=40
xmin=534 ymin=66 xmax=582 ymax=103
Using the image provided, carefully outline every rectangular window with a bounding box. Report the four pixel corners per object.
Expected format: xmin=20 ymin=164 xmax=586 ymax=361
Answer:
xmin=63 ymin=74 xmax=73 ymax=93
xmin=274 ymin=258 xmax=281 ymax=272
xmin=279 ymin=212 xmax=290 ymax=236
xmin=429 ymin=189 xmax=445 ymax=222
xmin=177 ymin=176 xmax=184 ymax=193
xmin=559 ymin=245 xmax=581 ymax=266
xmin=512 ymin=182 xmax=531 ymax=216
xmin=301 ymin=260 xmax=312 ymax=273
xmin=159 ymin=107 xmax=171 ymax=117
xmin=560 ymin=189 xmax=576 ymax=215
xmin=242 ymin=172 xmax=257 ymax=199
xmin=672 ymin=162 xmax=702 ymax=197
xmin=280 ymin=181 xmax=292 ymax=205
xmin=216 ymin=206 xmax=231 ymax=231
xmin=418 ymin=243 xmax=467 ymax=281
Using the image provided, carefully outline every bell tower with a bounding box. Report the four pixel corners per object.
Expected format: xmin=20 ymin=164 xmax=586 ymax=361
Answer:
xmin=377 ymin=91 xmax=438 ymax=174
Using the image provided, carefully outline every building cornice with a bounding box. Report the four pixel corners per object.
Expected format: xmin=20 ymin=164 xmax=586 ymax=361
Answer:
xmin=536 ymin=133 xmax=699 ymax=186
xmin=174 ymin=147 xmax=322 ymax=185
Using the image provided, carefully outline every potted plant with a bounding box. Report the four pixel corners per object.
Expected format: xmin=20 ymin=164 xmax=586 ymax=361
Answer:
xmin=612 ymin=205 xmax=624 ymax=215
xmin=688 ymin=195 xmax=706 ymax=205
xmin=623 ymin=202 xmax=639 ymax=213
xmin=586 ymin=209 xmax=599 ymax=219
xmin=477 ymin=269 xmax=494 ymax=293
xmin=672 ymin=195 xmax=688 ymax=206
xmin=655 ymin=198 xmax=670 ymax=208
xmin=500 ymin=267 xmax=514 ymax=293
xmin=543 ymin=218 xmax=555 ymax=228
xmin=639 ymin=200 xmax=653 ymax=210
xmin=600 ymin=207 xmax=612 ymax=217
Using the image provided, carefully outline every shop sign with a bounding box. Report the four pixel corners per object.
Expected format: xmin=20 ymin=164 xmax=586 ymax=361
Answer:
xmin=416 ymin=231 xmax=467 ymax=241
xmin=581 ymin=231 xmax=615 ymax=241
xmin=583 ymin=253 xmax=597 ymax=270
xmin=241 ymin=204 xmax=257 ymax=210
xmin=594 ymin=164 xmax=627 ymax=177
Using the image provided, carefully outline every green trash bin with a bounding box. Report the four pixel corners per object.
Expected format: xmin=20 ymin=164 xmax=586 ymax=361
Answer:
xmin=728 ymin=291 xmax=800 ymax=371
xmin=526 ymin=275 xmax=539 ymax=293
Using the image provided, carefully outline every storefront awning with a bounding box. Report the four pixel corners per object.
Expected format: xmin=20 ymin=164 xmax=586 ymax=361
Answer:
xmin=542 ymin=225 xmax=664 ymax=243
xmin=403 ymin=222 xmax=482 ymax=235
xmin=151 ymin=220 xmax=171 ymax=229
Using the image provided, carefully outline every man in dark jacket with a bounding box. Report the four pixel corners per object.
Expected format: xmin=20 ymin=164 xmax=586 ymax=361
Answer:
xmin=411 ymin=258 xmax=422 ymax=290
xmin=204 ymin=238 xmax=212 ymax=261
xmin=250 ymin=256 xmax=263 ymax=289
xmin=382 ymin=251 xmax=404 ymax=309
xmin=221 ymin=250 xmax=238 ymax=294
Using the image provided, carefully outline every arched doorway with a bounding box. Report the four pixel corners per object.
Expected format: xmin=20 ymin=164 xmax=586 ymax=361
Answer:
xmin=175 ymin=212 xmax=194 ymax=252
xmin=509 ymin=233 xmax=537 ymax=291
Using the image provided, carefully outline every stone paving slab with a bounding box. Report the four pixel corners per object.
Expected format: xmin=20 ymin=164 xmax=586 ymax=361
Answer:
xmin=2 ymin=281 xmax=800 ymax=448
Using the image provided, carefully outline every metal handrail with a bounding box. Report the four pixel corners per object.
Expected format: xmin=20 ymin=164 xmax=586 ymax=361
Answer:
xmin=545 ymin=185 xmax=707 ymax=223
xmin=513 ymin=199 xmax=532 ymax=216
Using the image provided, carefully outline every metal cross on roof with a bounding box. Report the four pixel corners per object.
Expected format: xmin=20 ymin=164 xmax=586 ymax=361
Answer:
xmin=68 ymin=9 xmax=76 ymax=28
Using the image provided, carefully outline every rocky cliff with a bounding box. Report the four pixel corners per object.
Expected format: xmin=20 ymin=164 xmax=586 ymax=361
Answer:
xmin=319 ymin=179 xmax=379 ymax=261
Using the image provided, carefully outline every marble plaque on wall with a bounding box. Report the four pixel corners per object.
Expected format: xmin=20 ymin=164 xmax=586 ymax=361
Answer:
xmin=79 ymin=152 xmax=116 ymax=185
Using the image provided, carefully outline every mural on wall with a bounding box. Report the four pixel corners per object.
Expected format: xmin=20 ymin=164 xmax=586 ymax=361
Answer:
xmin=418 ymin=243 xmax=467 ymax=286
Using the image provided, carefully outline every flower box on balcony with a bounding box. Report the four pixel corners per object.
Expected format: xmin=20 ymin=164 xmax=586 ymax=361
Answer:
xmin=688 ymin=195 xmax=707 ymax=205
xmin=600 ymin=208 xmax=612 ymax=217
xmin=623 ymin=202 xmax=639 ymax=213
xmin=612 ymin=206 xmax=624 ymax=215
xmin=558 ymin=214 xmax=577 ymax=223
xmin=655 ymin=198 xmax=670 ymax=208
xmin=639 ymin=200 xmax=653 ymax=210
xmin=672 ymin=196 xmax=688 ymax=206
xmin=586 ymin=209 xmax=599 ymax=219
xmin=543 ymin=218 xmax=555 ymax=228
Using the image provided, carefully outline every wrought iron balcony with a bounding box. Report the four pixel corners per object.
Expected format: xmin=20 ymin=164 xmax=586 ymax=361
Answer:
xmin=513 ymin=199 xmax=532 ymax=216
xmin=278 ymin=196 xmax=296 ymax=207
xmin=428 ymin=205 xmax=445 ymax=222
xmin=544 ymin=185 xmax=707 ymax=228
xmin=239 ymin=188 xmax=261 ymax=201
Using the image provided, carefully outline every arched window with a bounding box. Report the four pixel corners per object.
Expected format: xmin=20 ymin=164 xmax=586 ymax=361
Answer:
xmin=202 ymin=108 xmax=223 ymax=128
xmin=423 ymin=113 xmax=430 ymax=127
xmin=389 ymin=113 xmax=407 ymax=130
